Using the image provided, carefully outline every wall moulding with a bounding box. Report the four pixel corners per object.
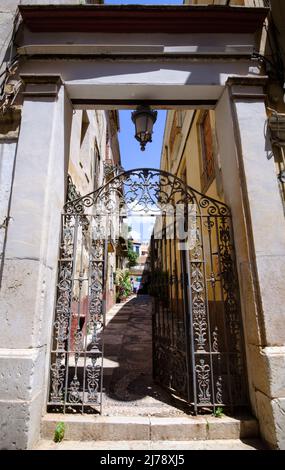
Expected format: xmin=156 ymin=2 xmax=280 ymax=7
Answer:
xmin=18 ymin=5 xmax=269 ymax=35
xmin=20 ymin=74 xmax=62 ymax=98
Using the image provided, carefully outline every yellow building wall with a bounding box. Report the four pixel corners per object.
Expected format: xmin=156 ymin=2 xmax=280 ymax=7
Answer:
xmin=164 ymin=110 xmax=224 ymax=205
xmin=160 ymin=109 xmax=226 ymax=306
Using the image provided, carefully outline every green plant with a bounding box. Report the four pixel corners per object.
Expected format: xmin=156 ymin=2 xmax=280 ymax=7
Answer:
xmin=54 ymin=421 xmax=65 ymax=443
xmin=115 ymin=269 xmax=132 ymax=301
xmin=127 ymin=240 xmax=139 ymax=268
xmin=213 ymin=407 xmax=224 ymax=418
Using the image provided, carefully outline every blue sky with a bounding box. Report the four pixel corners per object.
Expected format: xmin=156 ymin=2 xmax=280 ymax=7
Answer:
xmin=118 ymin=110 xmax=166 ymax=170
xmin=105 ymin=1 xmax=184 ymax=5
xmin=104 ymin=0 xmax=183 ymax=168
xmin=104 ymin=0 xmax=182 ymax=237
xmin=117 ymin=109 xmax=167 ymax=241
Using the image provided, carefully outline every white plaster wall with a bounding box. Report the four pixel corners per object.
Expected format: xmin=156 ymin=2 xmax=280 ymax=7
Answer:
xmin=0 ymin=86 xmax=73 ymax=449
xmin=0 ymin=141 xmax=16 ymax=267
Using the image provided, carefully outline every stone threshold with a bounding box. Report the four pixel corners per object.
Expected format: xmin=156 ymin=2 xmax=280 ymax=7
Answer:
xmin=41 ymin=414 xmax=259 ymax=442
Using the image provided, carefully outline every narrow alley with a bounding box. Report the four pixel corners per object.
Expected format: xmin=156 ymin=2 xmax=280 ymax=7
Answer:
xmin=102 ymin=295 xmax=187 ymax=417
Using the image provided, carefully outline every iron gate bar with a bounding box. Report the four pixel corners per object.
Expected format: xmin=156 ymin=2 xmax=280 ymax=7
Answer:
xmin=200 ymin=213 xmax=216 ymax=411
xmin=215 ymin=216 xmax=232 ymax=409
xmin=62 ymin=214 xmax=77 ymax=414
xmin=183 ymin=249 xmax=198 ymax=414
xmin=48 ymin=168 xmax=248 ymax=414
xmin=181 ymin=249 xmax=194 ymax=408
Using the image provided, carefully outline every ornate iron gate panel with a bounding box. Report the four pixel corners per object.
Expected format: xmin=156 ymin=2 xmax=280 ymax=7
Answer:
xmin=48 ymin=168 xmax=248 ymax=414
xmin=48 ymin=209 xmax=107 ymax=413
xmin=150 ymin=171 xmax=248 ymax=413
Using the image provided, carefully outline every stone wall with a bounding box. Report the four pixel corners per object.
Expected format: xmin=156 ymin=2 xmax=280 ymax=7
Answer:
xmin=0 ymin=107 xmax=21 ymax=284
xmin=216 ymin=79 xmax=285 ymax=449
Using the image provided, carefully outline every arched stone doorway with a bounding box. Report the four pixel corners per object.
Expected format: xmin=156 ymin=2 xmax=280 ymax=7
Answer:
xmin=3 ymin=3 xmax=283 ymax=449
xmin=48 ymin=168 xmax=247 ymax=415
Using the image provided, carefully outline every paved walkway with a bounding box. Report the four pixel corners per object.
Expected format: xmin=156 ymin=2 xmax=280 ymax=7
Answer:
xmin=102 ymin=295 xmax=187 ymax=417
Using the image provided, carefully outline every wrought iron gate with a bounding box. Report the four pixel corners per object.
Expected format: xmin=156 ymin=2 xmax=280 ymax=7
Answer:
xmin=48 ymin=168 xmax=248 ymax=414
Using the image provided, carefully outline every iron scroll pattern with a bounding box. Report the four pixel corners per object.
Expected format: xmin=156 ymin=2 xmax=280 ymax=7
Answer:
xmin=48 ymin=169 xmax=247 ymax=414
xmin=48 ymin=179 xmax=105 ymax=413
xmin=188 ymin=213 xmax=248 ymax=411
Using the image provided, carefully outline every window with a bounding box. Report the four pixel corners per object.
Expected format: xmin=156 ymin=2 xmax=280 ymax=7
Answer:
xmin=198 ymin=111 xmax=215 ymax=193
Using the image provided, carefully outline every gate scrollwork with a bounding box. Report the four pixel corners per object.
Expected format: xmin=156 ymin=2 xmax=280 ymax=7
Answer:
xmin=48 ymin=168 xmax=247 ymax=414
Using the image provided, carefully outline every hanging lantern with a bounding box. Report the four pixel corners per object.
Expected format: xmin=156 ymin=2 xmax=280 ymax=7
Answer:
xmin=131 ymin=105 xmax=157 ymax=151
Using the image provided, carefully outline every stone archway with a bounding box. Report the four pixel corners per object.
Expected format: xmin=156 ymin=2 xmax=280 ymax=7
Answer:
xmin=2 ymin=3 xmax=284 ymax=449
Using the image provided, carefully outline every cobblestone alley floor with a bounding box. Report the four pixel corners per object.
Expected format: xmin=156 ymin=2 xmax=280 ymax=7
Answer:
xmin=102 ymin=295 xmax=187 ymax=417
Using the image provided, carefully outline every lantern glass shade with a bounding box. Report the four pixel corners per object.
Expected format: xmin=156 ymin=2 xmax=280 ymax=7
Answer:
xmin=131 ymin=106 xmax=157 ymax=151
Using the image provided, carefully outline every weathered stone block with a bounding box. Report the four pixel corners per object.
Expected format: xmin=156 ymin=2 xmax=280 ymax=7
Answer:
xmin=150 ymin=417 xmax=207 ymax=441
xmin=0 ymin=258 xmax=57 ymax=350
xmin=206 ymin=416 xmax=240 ymax=440
xmin=0 ymin=259 xmax=41 ymax=348
xmin=255 ymin=256 xmax=285 ymax=347
xmin=249 ymin=345 xmax=285 ymax=399
xmin=255 ymin=390 xmax=276 ymax=448
xmin=41 ymin=415 xmax=150 ymax=441
xmin=205 ymin=415 xmax=258 ymax=440
xmin=0 ymin=401 xmax=29 ymax=450
xmin=0 ymin=347 xmax=46 ymax=401
xmin=264 ymin=347 xmax=285 ymax=398
xmin=271 ymin=398 xmax=285 ymax=450
xmin=256 ymin=391 xmax=285 ymax=449
xmin=0 ymin=392 xmax=43 ymax=450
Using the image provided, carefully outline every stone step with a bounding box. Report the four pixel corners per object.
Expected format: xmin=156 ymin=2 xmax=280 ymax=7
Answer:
xmin=35 ymin=438 xmax=265 ymax=450
xmin=41 ymin=414 xmax=259 ymax=442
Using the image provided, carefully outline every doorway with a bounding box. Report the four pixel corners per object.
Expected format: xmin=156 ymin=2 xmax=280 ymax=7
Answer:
xmin=48 ymin=147 xmax=248 ymax=415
